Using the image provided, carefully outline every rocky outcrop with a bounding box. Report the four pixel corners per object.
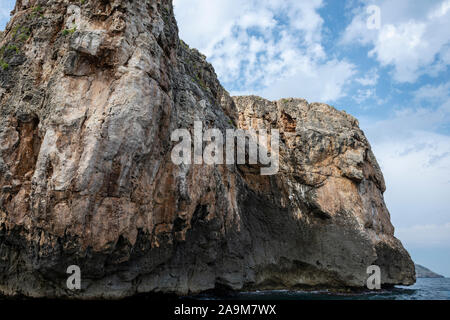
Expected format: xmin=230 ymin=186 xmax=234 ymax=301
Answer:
xmin=0 ymin=0 xmax=414 ymax=298
xmin=415 ymin=264 xmax=444 ymax=278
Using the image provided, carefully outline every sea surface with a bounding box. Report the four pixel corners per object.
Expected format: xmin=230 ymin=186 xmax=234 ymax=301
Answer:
xmin=0 ymin=278 xmax=448 ymax=301
xmin=192 ymin=278 xmax=450 ymax=300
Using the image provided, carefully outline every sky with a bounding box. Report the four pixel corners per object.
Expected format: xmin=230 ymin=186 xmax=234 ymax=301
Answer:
xmin=1 ymin=1 xmax=449 ymax=277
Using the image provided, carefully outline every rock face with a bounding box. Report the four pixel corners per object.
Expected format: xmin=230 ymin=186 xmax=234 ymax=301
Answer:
xmin=0 ymin=0 xmax=414 ymax=298
xmin=415 ymin=264 xmax=444 ymax=278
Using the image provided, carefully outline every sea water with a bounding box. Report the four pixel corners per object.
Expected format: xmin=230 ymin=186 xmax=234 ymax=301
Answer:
xmin=0 ymin=278 xmax=448 ymax=301
xmin=194 ymin=278 xmax=450 ymax=300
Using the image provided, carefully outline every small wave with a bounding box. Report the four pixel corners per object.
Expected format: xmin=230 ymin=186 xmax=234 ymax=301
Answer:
xmin=189 ymin=278 xmax=449 ymax=301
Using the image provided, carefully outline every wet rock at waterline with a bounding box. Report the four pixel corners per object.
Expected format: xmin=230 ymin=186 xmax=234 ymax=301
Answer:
xmin=0 ymin=0 xmax=415 ymax=298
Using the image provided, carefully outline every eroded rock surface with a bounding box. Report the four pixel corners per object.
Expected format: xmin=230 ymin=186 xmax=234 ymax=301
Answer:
xmin=0 ymin=0 xmax=414 ymax=298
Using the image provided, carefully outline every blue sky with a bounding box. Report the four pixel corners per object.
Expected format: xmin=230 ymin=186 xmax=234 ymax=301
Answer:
xmin=2 ymin=1 xmax=449 ymax=277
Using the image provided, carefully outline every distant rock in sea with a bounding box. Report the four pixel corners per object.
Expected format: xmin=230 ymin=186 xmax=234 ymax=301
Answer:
xmin=415 ymin=264 xmax=445 ymax=278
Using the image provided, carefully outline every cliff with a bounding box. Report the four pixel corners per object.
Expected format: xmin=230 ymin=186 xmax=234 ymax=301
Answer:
xmin=0 ymin=0 xmax=415 ymax=298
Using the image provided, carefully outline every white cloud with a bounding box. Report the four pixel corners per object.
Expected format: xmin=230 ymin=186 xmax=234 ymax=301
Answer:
xmin=342 ymin=0 xmax=450 ymax=83
xmin=353 ymin=88 xmax=375 ymax=104
xmin=174 ymin=0 xmax=355 ymax=102
xmin=371 ymin=129 xmax=450 ymax=227
xmin=253 ymin=59 xmax=356 ymax=102
xmin=414 ymin=82 xmax=450 ymax=102
xmin=361 ymin=86 xmax=450 ymax=229
xmin=397 ymin=223 xmax=450 ymax=248
xmin=355 ymin=68 xmax=379 ymax=86
xmin=364 ymin=82 xmax=450 ymax=144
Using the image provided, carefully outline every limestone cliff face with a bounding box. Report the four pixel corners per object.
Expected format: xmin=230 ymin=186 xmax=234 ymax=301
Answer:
xmin=0 ymin=0 xmax=414 ymax=298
